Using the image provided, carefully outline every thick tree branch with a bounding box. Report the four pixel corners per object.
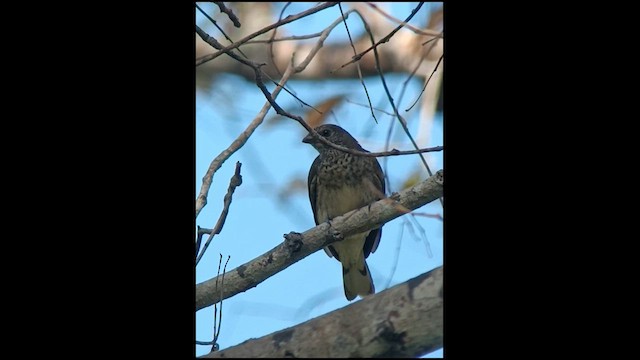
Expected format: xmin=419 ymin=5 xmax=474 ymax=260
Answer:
xmin=196 ymin=169 xmax=443 ymax=311
xmin=201 ymin=266 xmax=443 ymax=358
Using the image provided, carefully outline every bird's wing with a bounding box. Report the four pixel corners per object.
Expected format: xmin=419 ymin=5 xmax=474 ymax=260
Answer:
xmin=308 ymin=155 xmax=321 ymax=226
xmin=363 ymin=158 xmax=386 ymax=258
xmin=309 ymin=155 xmax=341 ymax=259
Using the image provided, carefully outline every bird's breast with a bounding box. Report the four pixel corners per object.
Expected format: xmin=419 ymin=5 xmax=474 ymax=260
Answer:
xmin=313 ymin=153 xmax=380 ymax=223
xmin=315 ymin=183 xmax=372 ymax=223
xmin=317 ymin=154 xmax=369 ymax=186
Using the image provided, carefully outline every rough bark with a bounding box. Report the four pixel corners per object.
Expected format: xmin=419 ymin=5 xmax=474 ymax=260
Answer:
xmin=202 ymin=266 xmax=443 ymax=358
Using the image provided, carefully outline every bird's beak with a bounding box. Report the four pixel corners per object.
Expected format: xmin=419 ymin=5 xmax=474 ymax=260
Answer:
xmin=302 ymin=133 xmax=315 ymax=144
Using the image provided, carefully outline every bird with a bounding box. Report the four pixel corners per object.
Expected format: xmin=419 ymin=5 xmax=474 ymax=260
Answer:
xmin=303 ymin=124 xmax=386 ymax=301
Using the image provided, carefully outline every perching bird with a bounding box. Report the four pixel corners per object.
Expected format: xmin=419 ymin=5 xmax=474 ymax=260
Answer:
xmin=303 ymin=124 xmax=385 ymax=301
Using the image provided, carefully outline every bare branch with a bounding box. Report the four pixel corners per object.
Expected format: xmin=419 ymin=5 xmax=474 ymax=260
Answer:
xmin=195 ymin=60 xmax=296 ymax=219
xmin=366 ymin=2 xmax=444 ymax=37
xmin=195 ymin=226 xmax=212 ymax=258
xmin=332 ymin=2 xmax=424 ymax=73
xmin=197 ymin=253 xmax=229 ymax=352
xmin=196 ymin=162 xmax=242 ymax=265
xmin=196 ymin=340 xmax=217 ymax=346
xmin=412 ymin=212 xmax=443 ymax=221
xmin=263 ymin=64 xmax=444 ymax=159
xmin=196 ymin=2 xmax=339 ymax=66
xmin=195 ymin=5 xmax=358 ymax=219
xmin=383 ymin=219 xmax=405 ymax=289
xmin=201 ymin=10 xmax=436 ymax=160
xmin=195 ymin=25 xmax=265 ymax=68
xmin=196 ymin=170 xmax=443 ymax=310
xmin=244 ymin=32 xmax=323 ymax=44
xmin=196 ymin=4 xmax=249 ymax=59
xmin=399 ymin=31 xmax=442 ymax=104
xmin=292 ymin=10 xmax=350 ymax=73
xmin=340 ymin=7 xmax=440 ymax=206
xmin=196 ymin=24 xmax=311 ymax=117
xmin=349 ymin=8 xmax=443 ymax=209
xmin=338 ymin=4 xmax=377 ymax=123
xmin=346 ymin=99 xmax=396 ymax=116
xmin=201 ymin=267 xmax=443 ymax=358
xmin=408 ymin=212 xmax=433 ymax=258
xmin=213 ymin=2 xmax=241 ymax=28
xmin=406 ymin=54 xmax=444 ymax=112
xmin=212 ymin=255 xmax=231 ymax=352
xmin=268 ymin=2 xmax=292 ymax=78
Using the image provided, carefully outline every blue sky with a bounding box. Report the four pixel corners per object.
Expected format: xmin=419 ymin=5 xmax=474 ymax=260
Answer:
xmin=196 ymin=2 xmax=443 ymax=357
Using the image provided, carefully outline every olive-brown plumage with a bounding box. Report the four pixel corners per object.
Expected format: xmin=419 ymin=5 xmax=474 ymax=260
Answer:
xmin=303 ymin=124 xmax=385 ymax=300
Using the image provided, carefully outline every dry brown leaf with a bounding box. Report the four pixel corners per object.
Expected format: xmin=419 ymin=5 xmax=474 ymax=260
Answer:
xmin=265 ymin=94 xmax=346 ymax=129
xmin=305 ymin=95 xmax=345 ymax=129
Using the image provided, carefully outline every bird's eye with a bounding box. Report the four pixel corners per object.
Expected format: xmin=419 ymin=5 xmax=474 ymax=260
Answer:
xmin=321 ymin=129 xmax=331 ymax=137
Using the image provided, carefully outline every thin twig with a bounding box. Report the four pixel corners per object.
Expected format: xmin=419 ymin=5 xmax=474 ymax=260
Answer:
xmin=345 ymin=99 xmax=396 ymax=116
xmin=197 ymin=23 xmax=308 ymax=112
xmin=365 ymin=2 xmax=444 ymax=38
xmin=271 ymin=89 xmax=444 ymax=157
xmin=196 ymin=4 xmax=249 ymax=59
xmin=394 ymin=32 xmax=441 ymax=142
xmin=197 ymin=255 xmax=227 ymax=352
xmin=408 ymin=213 xmax=432 ymax=258
xmin=405 ymin=54 xmax=443 ymax=112
xmin=213 ymin=255 xmax=231 ymax=349
xmin=196 ymin=2 xmax=339 ymax=66
xmin=400 ymin=32 xmax=441 ymax=103
xmin=195 ymin=59 xmax=296 ymax=219
xmin=292 ymin=10 xmax=350 ymax=72
xmin=382 ymin=50 xmax=431 ymax=185
xmin=197 ymin=26 xmax=310 ymax=132
xmin=197 ymin=340 xmax=216 ymax=346
xmin=196 ymin=25 xmax=266 ymax=69
xmin=196 ymin=6 xmax=442 ymax=219
xmin=212 ymin=254 xmax=223 ymax=352
xmin=349 ymin=6 xmax=443 ymax=208
xmin=268 ymin=2 xmax=292 ymax=78
xmin=381 ymin=87 xmax=402 ymax=196
xmin=412 ymin=212 xmax=443 ymax=221
xmin=381 ymin=33 xmax=441 ymax=194
xmin=196 ymin=226 xmax=213 ymax=258
xmin=214 ymin=2 xmax=241 ymax=28
xmin=200 ymin=7 xmax=432 ymax=159
xmin=421 ymin=35 xmax=441 ymax=46
xmin=338 ymin=4 xmax=377 ymax=123
xmin=244 ymin=32 xmax=323 ymax=44
xmin=332 ymin=2 xmax=424 ymax=73
xmin=215 ymin=9 xmax=444 ymax=159
xmin=383 ymin=218 xmax=405 ymax=290
xmin=196 ymin=162 xmax=243 ymax=264
xmin=197 ymin=23 xmax=324 ymax=132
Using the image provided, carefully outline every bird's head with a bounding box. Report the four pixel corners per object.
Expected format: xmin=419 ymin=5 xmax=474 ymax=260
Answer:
xmin=302 ymin=124 xmax=361 ymax=152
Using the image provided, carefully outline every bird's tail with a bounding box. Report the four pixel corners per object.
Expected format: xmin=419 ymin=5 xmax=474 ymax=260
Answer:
xmin=342 ymin=253 xmax=375 ymax=301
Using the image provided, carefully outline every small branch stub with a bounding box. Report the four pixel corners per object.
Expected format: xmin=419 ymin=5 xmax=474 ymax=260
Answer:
xmin=284 ymin=232 xmax=303 ymax=253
